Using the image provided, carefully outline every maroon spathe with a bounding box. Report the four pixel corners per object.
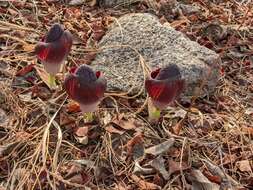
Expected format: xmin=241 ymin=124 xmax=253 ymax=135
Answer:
xmin=145 ymin=64 xmax=185 ymax=110
xmin=35 ymin=23 xmax=73 ymax=75
xmin=64 ymin=65 xmax=107 ymax=112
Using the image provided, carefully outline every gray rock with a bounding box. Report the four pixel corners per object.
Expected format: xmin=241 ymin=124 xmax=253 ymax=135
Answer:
xmin=91 ymin=13 xmax=221 ymax=98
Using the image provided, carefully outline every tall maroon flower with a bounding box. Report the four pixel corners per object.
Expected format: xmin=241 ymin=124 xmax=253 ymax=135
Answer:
xmin=64 ymin=65 xmax=107 ymax=113
xmin=145 ymin=64 xmax=185 ymax=121
xmin=35 ymin=23 xmax=73 ymax=75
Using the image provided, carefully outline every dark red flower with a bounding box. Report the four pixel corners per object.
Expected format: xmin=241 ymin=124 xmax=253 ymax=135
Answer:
xmin=145 ymin=64 xmax=185 ymax=110
xmin=35 ymin=23 xmax=73 ymax=75
xmin=64 ymin=65 xmax=107 ymax=113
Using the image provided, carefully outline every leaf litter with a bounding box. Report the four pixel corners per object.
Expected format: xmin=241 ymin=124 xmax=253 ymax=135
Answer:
xmin=0 ymin=0 xmax=253 ymax=189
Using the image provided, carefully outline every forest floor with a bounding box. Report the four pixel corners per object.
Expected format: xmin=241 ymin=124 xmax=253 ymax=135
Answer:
xmin=0 ymin=0 xmax=252 ymax=189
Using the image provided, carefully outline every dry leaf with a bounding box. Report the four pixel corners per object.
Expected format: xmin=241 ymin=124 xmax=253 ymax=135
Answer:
xmin=167 ymin=159 xmax=189 ymax=176
xmin=22 ymin=43 xmax=35 ymax=52
xmin=149 ymin=156 xmax=170 ymax=180
xmin=74 ymin=127 xmax=89 ymax=145
xmin=105 ymin=125 xmax=125 ymax=135
xmin=75 ymin=126 xmax=88 ymax=137
xmin=241 ymin=126 xmax=253 ymax=135
xmin=203 ymin=159 xmax=239 ymax=188
xmin=203 ymin=171 xmax=221 ymax=184
xmin=131 ymin=174 xmax=161 ymax=190
xmin=35 ymin=65 xmax=52 ymax=89
xmin=72 ymin=159 xmax=96 ymax=169
xmin=0 ymin=108 xmax=8 ymax=127
xmin=145 ymin=138 xmax=175 ymax=156
xmin=0 ymin=142 xmax=20 ymax=157
xmin=60 ymin=112 xmax=75 ymax=126
xmin=190 ymin=107 xmax=204 ymax=126
xmin=245 ymin=108 xmax=253 ymax=115
xmin=65 ymin=164 xmax=90 ymax=185
xmin=101 ymin=111 xmax=112 ymax=126
xmin=133 ymin=161 xmax=154 ymax=175
xmin=112 ymin=114 xmax=136 ymax=130
xmin=68 ymin=0 xmax=96 ymax=6
xmin=189 ymin=169 xmax=220 ymax=190
xmin=172 ymin=121 xmax=183 ymax=135
xmin=113 ymin=182 xmax=128 ymax=190
xmin=170 ymin=17 xmax=190 ymax=28
xmin=16 ymin=64 xmax=35 ymax=76
xmin=126 ymin=133 xmax=144 ymax=160
xmin=164 ymin=107 xmax=187 ymax=119
xmin=66 ymin=100 xmax=81 ymax=113
xmin=237 ymin=160 xmax=252 ymax=172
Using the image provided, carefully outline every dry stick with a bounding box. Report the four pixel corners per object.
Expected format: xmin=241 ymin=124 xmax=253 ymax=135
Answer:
xmin=0 ymin=21 xmax=40 ymax=33
xmin=180 ymin=137 xmax=187 ymax=190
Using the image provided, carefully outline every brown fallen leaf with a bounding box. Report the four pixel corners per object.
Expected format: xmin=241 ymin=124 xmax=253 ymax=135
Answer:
xmin=131 ymin=174 xmax=161 ymax=190
xmin=65 ymin=164 xmax=90 ymax=185
xmin=203 ymin=159 xmax=240 ymax=189
xmin=0 ymin=142 xmax=20 ymax=157
xmin=203 ymin=170 xmax=221 ymax=184
xmin=188 ymin=169 xmax=220 ymax=190
xmin=16 ymin=64 xmax=35 ymax=76
xmin=74 ymin=126 xmax=88 ymax=137
xmin=105 ymin=125 xmax=125 ymax=135
xmin=145 ymin=138 xmax=175 ymax=156
xmin=236 ymin=160 xmax=252 ymax=172
xmin=112 ymin=114 xmax=136 ymax=130
xmin=68 ymin=0 xmax=96 ymax=6
xmin=31 ymin=86 xmax=51 ymax=100
xmin=241 ymin=126 xmax=253 ymax=135
xmin=113 ymin=182 xmax=128 ymax=190
xmin=74 ymin=126 xmax=89 ymax=145
xmin=149 ymin=156 xmax=170 ymax=180
xmin=66 ymin=100 xmax=81 ymax=113
xmin=172 ymin=121 xmax=183 ymax=135
xmin=60 ymin=112 xmax=75 ymax=126
xmin=126 ymin=133 xmax=144 ymax=160
xmin=221 ymin=153 xmax=237 ymax=166
xmin=168 ymin=159 xmax=189 ymax=176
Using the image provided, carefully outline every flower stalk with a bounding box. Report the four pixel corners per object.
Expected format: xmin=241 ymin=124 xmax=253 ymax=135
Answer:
xmin=148 ymin=98 xmax=161 ymax=122
xmin=83 ymin=112 xmax=94 ymax=123
xmin=48 ymin=74 xmax=57 ymax=89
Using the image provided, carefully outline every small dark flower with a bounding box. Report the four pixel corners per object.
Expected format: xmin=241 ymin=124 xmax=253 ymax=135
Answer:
xmin=35 ymin=23 xmax=73 ymax=75
xmin=145 ymin=64 xmax=185 ymax=110
xmin=64 ymin=65 xmax=107 ymax=113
